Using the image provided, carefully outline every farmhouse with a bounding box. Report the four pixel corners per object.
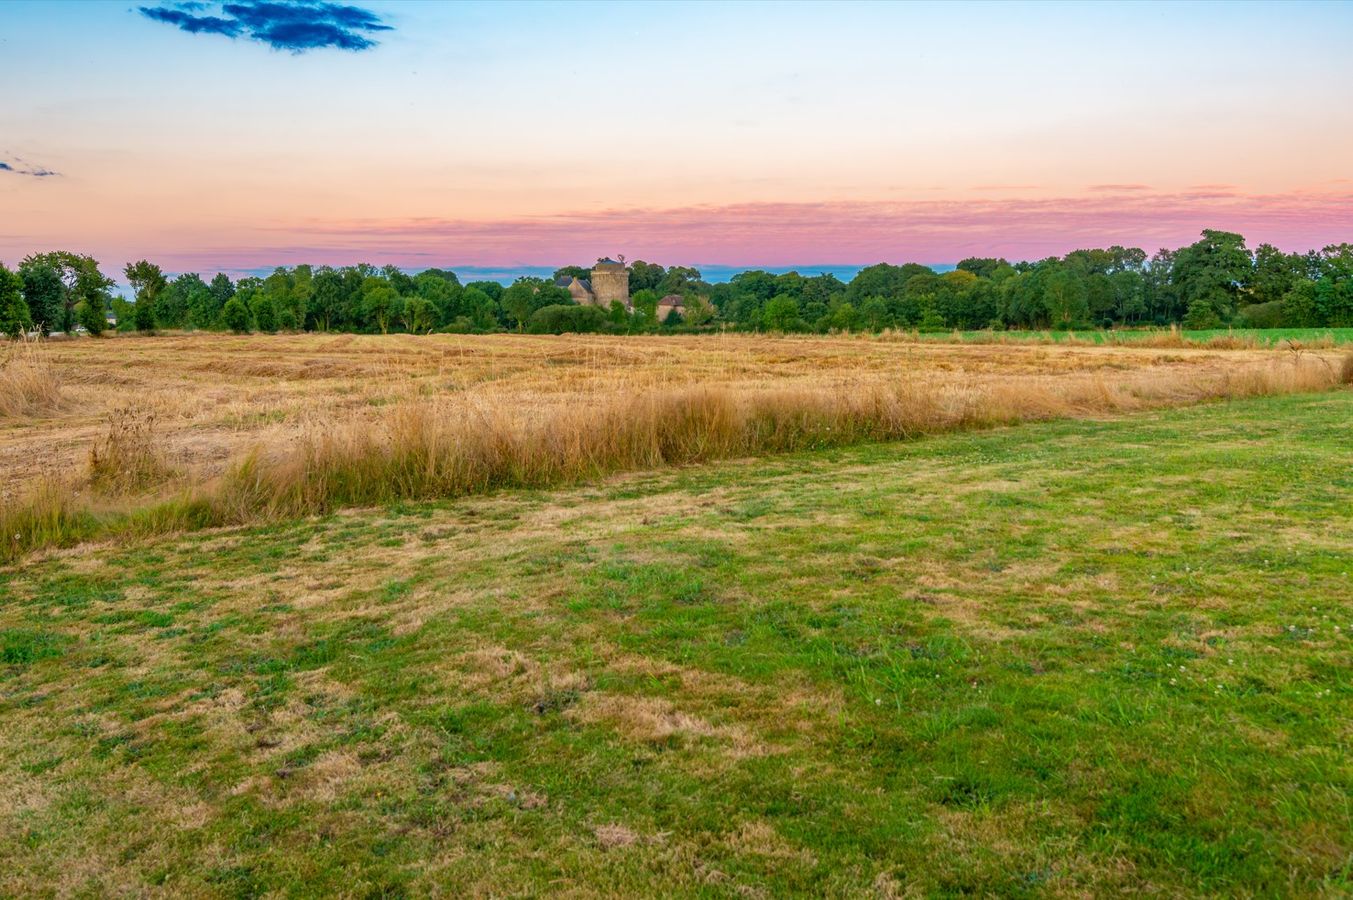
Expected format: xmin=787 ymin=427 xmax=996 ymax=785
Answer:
xmin=658 ymin=294 xmax=685 ymax=321
xmin=555 ymin=257 xmax=631 ymax=310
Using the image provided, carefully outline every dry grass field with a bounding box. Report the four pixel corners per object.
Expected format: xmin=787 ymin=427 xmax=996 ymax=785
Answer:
xmin=2 ymin=332 xmax=1351 ymax=562
xmin=3 ymin=331 xmax=1348 ymax=502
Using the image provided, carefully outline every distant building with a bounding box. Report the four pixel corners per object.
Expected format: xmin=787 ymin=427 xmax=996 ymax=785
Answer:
xmin=591 ymin=258 xmax=629 ymax=308
xmin=657 ymin=294 xmax=685 ymax=322
xmin=554 ymin=257 xmax=631 ymax=310
xmin=554 ymin=275 xmax=595 ymax=305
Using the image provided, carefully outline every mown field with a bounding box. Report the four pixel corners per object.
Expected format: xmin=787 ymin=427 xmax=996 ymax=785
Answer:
xmin=1 ymin=385 xmax=1350 ymax=895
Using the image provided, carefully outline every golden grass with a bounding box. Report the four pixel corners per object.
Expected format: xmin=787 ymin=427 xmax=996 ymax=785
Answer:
xmin=206 ymin=353 xmax=1342 ymax=522
xmin=0 ymin=338 xmax=62 ymax=419
xmin=87 ymin=405 xmax=175 ymax=495
xmin=0 ymin=336 xmax=1342 ymax=563
xmin=1341 ymin=351 xmax=1353 ymax=385
xmin=0 ymin=331 xmax=1330 ymax=497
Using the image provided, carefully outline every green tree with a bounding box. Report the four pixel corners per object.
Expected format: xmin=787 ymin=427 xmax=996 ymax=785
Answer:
xmin=1247 ymin=243 xmax=1305 ymax=307
xmin=23 ymin=252 xmax=113 ymax=332
xmin=222 ymin=297 xmax=251 ymax=334
xmin=858 ymin=296 xmax=891 ymax=331
xmin=1043 ymin=267 xmax=1090 ymax=327
xmin=309 ymin=269 xmax=344 ymax=332
xmin=459 ymin=286 xmax=498 ymax=330
xmin=361 ymin=280 xmax=400 ymax=334
xmin=657 ymin=266 xmax=702 ymax=295
xmin=124 ymin=260 xmax=167 ymax=333
xmin=956 ymin=257 xmax=1008 ymax=279
xmin=1171 ymin=230 xmax=1251 ymax=323
xmin=1182 ymin=298 xmax=1222 ymax=329
xmin=762 ymin=295 xmax=802 ymax=331
xmin=552 ymin=265 xmax=590 ymax=281
xmin=1111 ymin=270 xmax=1146 ymax=323
xmin=501 ymin=277 xmax=568 ymax=331
xmin=17 ymin=261 xmax=62 ymax=335
xmin=627 ymin=261 xmax=666 ymax=293
xmin=683 ymin=295 xmax=717 ymax=327
xmin=76 ymin=299 xmax=105 ymax=336
xmin=630 ymin=289 xmax=660 ymax=327
xmin=206 ymin=273 xmax=235 ymax=324
xmin=0 ymin=264 xmax=32 ymax=338
xmin=414 ymin=271 xmax=462 ymax=325
xmin=249 ymin=294 xmax=277 ymax=333
xmin=405 ymin=296 xmax=436 ymax=333
xmin=824 ymin=300 xmax=858 ymax=332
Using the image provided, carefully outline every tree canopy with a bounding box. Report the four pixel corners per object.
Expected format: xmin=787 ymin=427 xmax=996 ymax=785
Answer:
xmin=6 ymin=230 xmax=1349 ymax=338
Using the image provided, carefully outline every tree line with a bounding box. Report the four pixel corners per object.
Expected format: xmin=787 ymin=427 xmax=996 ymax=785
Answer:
xmin=2 ymin=230 xmax=1351 ymax=339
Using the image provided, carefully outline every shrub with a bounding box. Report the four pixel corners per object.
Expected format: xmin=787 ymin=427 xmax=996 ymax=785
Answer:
xmin=527 ymin=304 xmax=607 ymax=334
xmin=439 ymin=316 xmax=474 ymax=334
xmin=1236 ymin=300 xmax=1285 ymax=329
xmin=1182 ymin=299 xmax=1222 ymax=330
xmin=222 ymin=298 xmax=252 ymax=334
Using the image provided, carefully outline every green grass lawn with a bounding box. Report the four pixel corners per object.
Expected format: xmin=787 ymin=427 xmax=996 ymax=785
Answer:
xmin=1 ymin=392 xmax=1350 ymax=896
xmin=936 ymin=326 xmax=1353 ymax=345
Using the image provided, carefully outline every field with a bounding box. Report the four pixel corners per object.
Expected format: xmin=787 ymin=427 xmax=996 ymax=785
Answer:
xmin=1 ymin=333 xmax=1351 ymax=895
xmin=3 ymin=331 xmax=1349 ymax=502
xmin=936 ymin=327 xmax=1353 ymax=346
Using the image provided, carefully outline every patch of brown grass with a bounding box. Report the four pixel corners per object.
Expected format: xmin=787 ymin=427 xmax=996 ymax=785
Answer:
xmin=0 ymin=339 xmax=62 ymax=418
xmin=88 ymin=405 xmax=174 ymax=495
xmin=1340 ymin=351 xmax=1353 ymax=385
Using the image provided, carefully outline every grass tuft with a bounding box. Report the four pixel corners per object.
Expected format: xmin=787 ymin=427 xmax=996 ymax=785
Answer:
xmin=88 ymin=405 xmax=175 ymax=495
xmin=0 ymin=338 xmax=62 ymax=418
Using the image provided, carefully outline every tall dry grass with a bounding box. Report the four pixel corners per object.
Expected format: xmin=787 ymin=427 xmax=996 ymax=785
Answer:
xmin=0 ymin=338 xmax=62 ymax=418
xmin=88 ymin=405 xmax=175 ymax=495
xmin=1 ymin=352 xmax=1347 ymax=562
xmin=207 ymin=354 xmax=1342 ymax=522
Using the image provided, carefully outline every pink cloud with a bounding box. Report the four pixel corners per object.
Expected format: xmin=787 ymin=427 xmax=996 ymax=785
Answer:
xmin=1087 ymin=184 xmax=1153 ymax=192
xmin=19 ymin=188 xmax=1350 ymax=273
xmin=193 ymin=188 xmax=1350 ymax=269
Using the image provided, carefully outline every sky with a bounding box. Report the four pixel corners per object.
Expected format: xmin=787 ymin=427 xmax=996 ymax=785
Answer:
xmin=2 ymin=0 xmax=1352 ymax=276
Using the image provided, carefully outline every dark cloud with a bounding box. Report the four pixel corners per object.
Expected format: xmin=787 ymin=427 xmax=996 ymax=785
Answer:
xmin=223 ymin=2 xmax=390 ymax=33
xmin=250 ymin=20 xmax=375 ymax=51
xmin=139 ymin=6 xmax=242 ymax=37
xmin=0 ymin=157 xmax=59 ymax=178
xmin=138 ymin=1 xmax=390 ymax=52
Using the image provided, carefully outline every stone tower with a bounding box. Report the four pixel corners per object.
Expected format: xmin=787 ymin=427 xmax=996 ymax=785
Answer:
xmin=590 ymin=257 xmax=630 ymax=308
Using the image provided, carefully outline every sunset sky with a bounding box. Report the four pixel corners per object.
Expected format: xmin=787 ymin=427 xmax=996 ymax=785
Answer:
xmin=3 ymin=0 xmax=1352 ymax=275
